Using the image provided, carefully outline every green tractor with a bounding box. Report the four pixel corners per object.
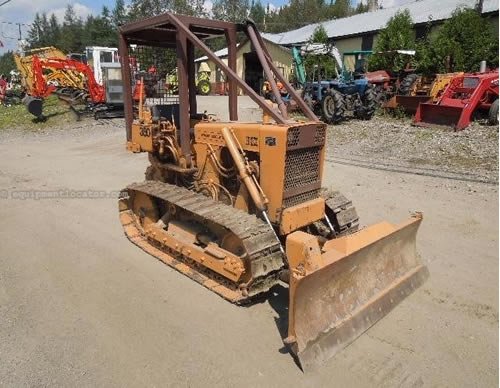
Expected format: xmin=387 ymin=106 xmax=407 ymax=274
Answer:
xmin=166 ymin=61 xmax=212 ymax=96
xmin=196 ymin=61 xmax=212 ymax=96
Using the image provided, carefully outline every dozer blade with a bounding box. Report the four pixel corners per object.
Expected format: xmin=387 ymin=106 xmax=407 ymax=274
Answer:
xmin=285 ymin=213 xmax=428 ymax=370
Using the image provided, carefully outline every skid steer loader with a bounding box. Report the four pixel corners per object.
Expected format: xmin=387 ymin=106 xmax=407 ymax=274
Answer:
xmin=117 ymin=14 xmax=429 ymax=370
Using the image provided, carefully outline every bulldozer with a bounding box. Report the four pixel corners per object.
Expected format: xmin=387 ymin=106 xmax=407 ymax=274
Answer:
xmin=117 ymin=14 xmax=429 ymax=370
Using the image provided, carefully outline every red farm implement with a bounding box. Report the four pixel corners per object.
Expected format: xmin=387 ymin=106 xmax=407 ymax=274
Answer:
xmin=414 ymin=70 xmax=499 ymax=130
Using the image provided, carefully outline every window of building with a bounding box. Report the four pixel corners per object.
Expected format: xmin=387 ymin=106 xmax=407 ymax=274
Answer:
xmin=361 ymin=34 xmax=374 ymax=51
xmin=415 ymin=25 xmax=428 ymax=41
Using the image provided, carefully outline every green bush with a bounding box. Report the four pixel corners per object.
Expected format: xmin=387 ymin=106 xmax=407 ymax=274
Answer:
xmin=417 ymin=8 xmax=499 ymax=73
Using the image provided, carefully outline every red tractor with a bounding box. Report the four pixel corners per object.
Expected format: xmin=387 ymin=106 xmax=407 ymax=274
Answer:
xmin=414 ymin=70 xmax=499 ymax=130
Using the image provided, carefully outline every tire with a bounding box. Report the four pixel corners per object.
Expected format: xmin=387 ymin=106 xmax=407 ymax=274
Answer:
xmin=373 ymin=85 xmax=386 ymax=107
xmin=197 ymin=79 xmax=211 ymax=96
xmin=358 ymin=85 xmax=377 ymax=120
xmin=321 ymin=90 xmax=345 ymax=124
xmin=488 ymin=99 xmax=498 ymax=126
xmin=398 ymin=73 xmax=419 ymax=96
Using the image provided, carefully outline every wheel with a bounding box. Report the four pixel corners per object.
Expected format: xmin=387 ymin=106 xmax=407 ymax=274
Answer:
xmin=398 ymin=74 xmax=419 ymax=96
xmin=357 ymin=85 xmax=377 ymax=120
xmin=372 ymin=85 xmax=387 ymax=107
xmin=488 ymin=99 xmax=498 ymax=126
xmin=321 ymin=90 xmax=345 ymax=124
xmin=197 ymin=79 xmax=211 ymax=95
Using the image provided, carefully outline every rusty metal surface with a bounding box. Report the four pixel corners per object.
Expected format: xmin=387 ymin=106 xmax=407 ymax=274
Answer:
xmin=251 ymin=27 xmax=318 ymax=122
xmin=118 ymin=13 xmax=316 ymax=126
xmin=286 ymin=214 xmax=428 ymax=370
xmin=246 ymin=23 xmax=288 ymax=119
xmin=118 ymin=34 xmax=133 ymax=141
xmin=395 ymin=95 xmax=431 ymax=114
xmin=169 ymin=13 xmax=287 ymax=124
xmin=176 ymin=28 xmax=191 ymax=161
xmin=415 ymin=103 xmax=464 ymax=128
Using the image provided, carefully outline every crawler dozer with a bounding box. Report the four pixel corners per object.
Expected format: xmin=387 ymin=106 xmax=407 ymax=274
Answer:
xmin=118 ymin=14 xmax=429 ymax=369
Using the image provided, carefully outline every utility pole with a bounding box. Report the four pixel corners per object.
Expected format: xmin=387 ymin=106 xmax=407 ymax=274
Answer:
xmin=475 ymin=0 xmax=484 ymax=13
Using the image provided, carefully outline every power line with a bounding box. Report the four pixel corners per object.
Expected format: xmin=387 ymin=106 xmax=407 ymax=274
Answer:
xmin=0 ymin=0 xmax=13 ymax=8
xmin=0 ymin=21 xmax=31 ymax=27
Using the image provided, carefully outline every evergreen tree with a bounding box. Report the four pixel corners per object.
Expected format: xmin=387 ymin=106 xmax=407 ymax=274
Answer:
xmin=327 ymin=0 xmax=351 ymax=19
xmin=112 ymin=0 xmax=129 ymax=27
xmin=48 ymin=14 xmax=61 ymax=46
xmin=59 ymin=5 xmax=85 ymax=53
xmin=0 ymin=51 xmax=15 ymax=77
xmin=40 ymin=14 xmax=51 ymax=46
xmin=22 ymin=0 xmax=377 ymax=55
xmin=249 ymin=0 xmax=266 ymax=28
xmin=212 ymin=0 xmax=249 ymax=22
xmin=417 ymin=8 xmax=498 ymax=73
xmin=367 ymin=9 xmax=415 ymax=72
xmin=355 ymin=2 xmax=369 ymax=14
xmin=27 ymin=13 xmax=43 ymax=48
xmin=304 ymin=25 xmax=337 ymax=80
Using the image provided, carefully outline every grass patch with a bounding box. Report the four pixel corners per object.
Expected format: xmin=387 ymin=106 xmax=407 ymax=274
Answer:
xmin=0 ymin=96 xmax=76 ymax=130
xmin=414 ymin=130 xmax=434 ymax=141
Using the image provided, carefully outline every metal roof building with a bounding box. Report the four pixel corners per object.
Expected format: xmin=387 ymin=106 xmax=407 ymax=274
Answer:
xmin=262 ymin=0 xmax=499 ymax=46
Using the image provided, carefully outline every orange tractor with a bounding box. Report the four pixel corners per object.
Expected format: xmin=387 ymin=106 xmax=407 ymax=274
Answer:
xmin=117 ymin=14 xmax=428 ymax=369
xmin=385 ymin=72 xmax=464 ymax=114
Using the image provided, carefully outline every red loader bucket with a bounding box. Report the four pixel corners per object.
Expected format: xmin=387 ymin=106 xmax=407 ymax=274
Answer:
xmin=395 ymin=95 xmax=431 ymax=115
xmin=414 ymin=102 xmax=465 ymax=129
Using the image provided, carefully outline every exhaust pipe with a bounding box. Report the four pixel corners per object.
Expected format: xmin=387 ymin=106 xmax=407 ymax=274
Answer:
xmin=479 ymin=61 xmax=487 ymax=73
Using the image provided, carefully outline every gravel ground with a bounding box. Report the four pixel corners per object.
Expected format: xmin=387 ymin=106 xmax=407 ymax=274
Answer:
xmin=328 ymin=115 xmax=499 ymax=183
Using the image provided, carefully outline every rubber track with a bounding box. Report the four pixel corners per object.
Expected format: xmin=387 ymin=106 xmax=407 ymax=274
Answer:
xmin=124 ymin=180 xmax=284 ymax=301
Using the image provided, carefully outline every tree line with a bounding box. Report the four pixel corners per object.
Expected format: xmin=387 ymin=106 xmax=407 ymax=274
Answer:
xmin=0 ymin=0 xmax=371 ymax=76
xmin=23 ymin=0 xmax=370 ymax=52
xmin=1 ymin=1 xmax=497 ymax=78
xmin=368 ymin=8 xmax=499 ymax=74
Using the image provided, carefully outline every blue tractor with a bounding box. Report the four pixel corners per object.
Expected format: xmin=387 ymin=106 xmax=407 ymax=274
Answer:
xmin=293 ymin=45 xmax=377 ymax=124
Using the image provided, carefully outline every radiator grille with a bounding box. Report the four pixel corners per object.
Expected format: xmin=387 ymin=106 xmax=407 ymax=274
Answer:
xmin=283 ymin=189 xmax=320 ymax=208
xmin=314 ymin=126 xmax=326 ymax=144
xmin=284 ymin=147 xmax=321 ymax=191
xmin=287 ymin=127 xmax=301 ymax=147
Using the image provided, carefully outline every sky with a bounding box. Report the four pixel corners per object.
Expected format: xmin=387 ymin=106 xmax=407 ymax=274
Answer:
xmin=0 ymin=0 xmax=415 ymax=52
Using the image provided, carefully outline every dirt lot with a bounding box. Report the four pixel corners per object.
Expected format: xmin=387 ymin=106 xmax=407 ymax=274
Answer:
xmin=0 ymin=102 xmax=498 ymax=386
